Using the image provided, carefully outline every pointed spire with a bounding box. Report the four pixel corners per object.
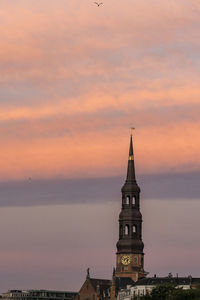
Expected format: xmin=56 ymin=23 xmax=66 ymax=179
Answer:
xmin=86 ymin=267 xmax=90 ymax=279
xmin=112 ymin=267 xmax=116 ymax=278
xmin=129 ymin=133 xmax=134 ymax=159
xmin=112 ymin=267 xmax=116 ymax=285
xmin=126 ymin=131 xmax=136 ymax=182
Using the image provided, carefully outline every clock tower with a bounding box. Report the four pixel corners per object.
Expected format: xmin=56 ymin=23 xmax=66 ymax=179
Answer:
xmin=115 ymin=133 xmax=147 ymax=282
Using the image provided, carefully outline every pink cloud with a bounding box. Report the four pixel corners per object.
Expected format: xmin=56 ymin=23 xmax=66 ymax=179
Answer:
xmin=0 ymin=0 xmax=199 ymax=179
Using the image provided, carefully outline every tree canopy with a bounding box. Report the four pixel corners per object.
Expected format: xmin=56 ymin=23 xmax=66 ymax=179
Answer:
xmin=140 ymin=283 xmax=200 ymax=300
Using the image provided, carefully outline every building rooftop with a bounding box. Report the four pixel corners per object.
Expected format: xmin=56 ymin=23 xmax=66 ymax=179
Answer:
xmin=135 ymin=276 xmax=200 ymax=286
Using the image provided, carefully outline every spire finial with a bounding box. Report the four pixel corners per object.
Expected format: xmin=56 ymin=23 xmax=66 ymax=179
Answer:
xmin=130 ymin=126 xmax=135 ymax=136
xmin=86 ymin=268 xmax=90 ymax=279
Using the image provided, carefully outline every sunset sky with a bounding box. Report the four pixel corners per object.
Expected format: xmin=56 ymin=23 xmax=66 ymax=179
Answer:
xmin=0 ymin=0 xmax=200 ymax=293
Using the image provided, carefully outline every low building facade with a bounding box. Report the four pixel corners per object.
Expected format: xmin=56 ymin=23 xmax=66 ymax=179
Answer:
xmin=1 ymin=290 xmax=77 ymax=300
xmin=117 ymin=276 xmax=200 ymax=299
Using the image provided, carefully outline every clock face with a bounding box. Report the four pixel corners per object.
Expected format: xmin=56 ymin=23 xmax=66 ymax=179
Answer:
xmin=121 ymin=255 xmax=131 ymax=265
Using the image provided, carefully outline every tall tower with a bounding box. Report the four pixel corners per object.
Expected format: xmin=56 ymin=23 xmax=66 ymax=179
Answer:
xmin=115 ymin=132 xmax=146 ymax=282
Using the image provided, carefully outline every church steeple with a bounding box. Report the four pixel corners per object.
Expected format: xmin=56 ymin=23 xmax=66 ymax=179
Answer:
xmin=122 ymin=133 xmax=140 ymax=195
xmin=115 ymin=131 xmax=146 ymax=282
xmin=126 ymin=133 xmax=136 ymax=183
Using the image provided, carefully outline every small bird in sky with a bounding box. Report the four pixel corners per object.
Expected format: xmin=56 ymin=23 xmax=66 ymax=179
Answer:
xmin=94 ymin=2 xmax=103 ymax=7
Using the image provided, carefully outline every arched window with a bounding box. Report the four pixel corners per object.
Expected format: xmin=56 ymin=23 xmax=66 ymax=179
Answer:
xmin=133 ymin=225 xmax=137 ymax=233
xmin=125 ymin=224 xmax=129 ymax=235
xmin=126 ymin=196 xmax=130 ymax=205
xmin=132 ymin=196 xmax=136 ymax=205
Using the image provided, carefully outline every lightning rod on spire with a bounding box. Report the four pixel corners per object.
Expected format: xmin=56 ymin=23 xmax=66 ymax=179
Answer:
xmin=130 ymin=127 xmax=135 ymax=136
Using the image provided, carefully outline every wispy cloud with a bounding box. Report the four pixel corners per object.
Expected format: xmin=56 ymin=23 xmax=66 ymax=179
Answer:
xmin=0 ymin=171 xmax=199 ymax=207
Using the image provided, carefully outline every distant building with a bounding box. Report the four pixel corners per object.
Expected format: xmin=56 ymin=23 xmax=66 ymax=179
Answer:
xmin=74 ymin=269 xmax=135 ymax=300
xmin=74 ymin=269 xmax=111 ymax=300
xmin=110 ymin=272 xmax=134 ymax=300
xmin=1 ymin=289 xmax=77 ymax=300
xmin=117 ymin=275 xmax=200 ymax=299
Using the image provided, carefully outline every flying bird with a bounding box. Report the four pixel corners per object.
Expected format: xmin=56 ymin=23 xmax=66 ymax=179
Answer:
xmin=94 ymin=2 xmax=103 ymax=6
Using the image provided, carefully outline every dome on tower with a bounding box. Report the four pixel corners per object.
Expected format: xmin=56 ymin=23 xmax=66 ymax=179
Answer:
xmin=116 ymin=238 xmax=144 ymax=254
xmin=119 ymin=209 xmax=142 ymax=221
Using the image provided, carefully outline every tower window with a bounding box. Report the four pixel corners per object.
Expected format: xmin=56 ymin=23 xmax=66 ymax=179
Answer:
xmin=132 ymin=196 xmax=136 ymax=205
xmin=125 ymin=225 xmax=129 ymax=235
xmin=125 ymin=196 xmax=130 ymax=205
xmin=133 ymin=225 xmax=137 ymax=233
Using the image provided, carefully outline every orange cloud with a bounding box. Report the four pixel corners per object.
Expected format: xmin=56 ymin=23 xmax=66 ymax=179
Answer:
xmin=0 ymin=119 xmax=199 ymax=180
xmin=0 ymin=0 xmax=200 ymax=179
